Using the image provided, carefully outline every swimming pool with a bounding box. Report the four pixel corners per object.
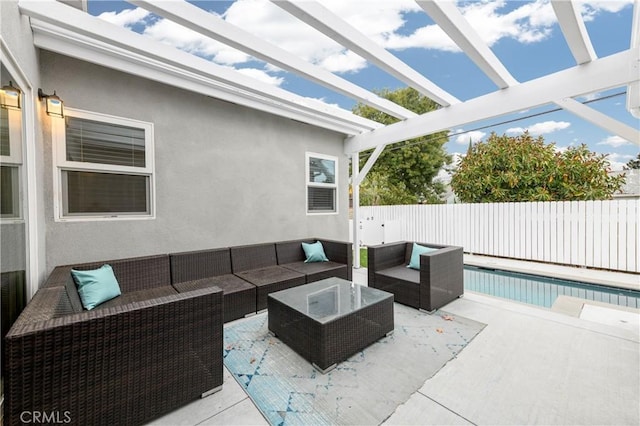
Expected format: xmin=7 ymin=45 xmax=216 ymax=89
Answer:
xmin=464 ymin=266 xmax=640 ymax=309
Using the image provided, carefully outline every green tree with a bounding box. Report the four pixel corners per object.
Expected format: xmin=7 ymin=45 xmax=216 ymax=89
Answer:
xmin=626 ymin=153 xmax=640 ymax=169
xmin=450 ymin=132 xmax=625 ymax=202
xmin=353 ymin=87 xmax=450 ymax=205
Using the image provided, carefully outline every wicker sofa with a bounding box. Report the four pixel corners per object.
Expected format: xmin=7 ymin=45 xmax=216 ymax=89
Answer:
xmin=172 ymin=238 xmax=353 ymax=317
xmin=4 ymin=237 xmax=351 ymax=425
xmin=368 ymin=241 xmax=464 ymax=312
xmin=3 ymin=255 xmax=223 ymax=426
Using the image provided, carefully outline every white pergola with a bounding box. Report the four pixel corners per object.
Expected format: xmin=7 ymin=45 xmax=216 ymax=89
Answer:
xmin=18 ymin=0 xmax=640 ymax=266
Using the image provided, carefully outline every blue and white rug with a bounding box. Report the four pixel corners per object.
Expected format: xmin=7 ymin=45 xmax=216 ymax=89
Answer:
xmin=223 ymin=303 xmax=485 ymax=426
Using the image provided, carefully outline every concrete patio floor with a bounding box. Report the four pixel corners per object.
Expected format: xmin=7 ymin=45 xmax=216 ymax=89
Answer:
xmin=150 ymin=260 xmax=640 ymax=425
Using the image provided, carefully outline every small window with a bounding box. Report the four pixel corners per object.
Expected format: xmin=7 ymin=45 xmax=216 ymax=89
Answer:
xmin=0 ymin=165 xmax=19 ymax=218
xmin=0 ymin=106 xmax=22 ymax=220
xmin=306 ymin=153 xmax=337 ymax=214
xmin=53 ymin=109 xmax=154 ymax=220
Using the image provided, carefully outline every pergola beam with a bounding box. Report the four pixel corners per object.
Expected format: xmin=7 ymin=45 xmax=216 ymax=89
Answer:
xmin=129 ymin=0 xmax=417 ymax=120
xmin=551 ymin=0 xmax=597 ymax=64
xmin=554 ymin=98 xmax=640 ymax=146
xmin=353 ymin=145 xmax=386 ymax=187
xmin=273 ymin=0 xmax=460 ymax=107
xmin=346 ymin=49 xmax=639 ymax=153
xmin=416 ymin=0 xmax=518 ymax=89
xmin=626 ymin=0 xmax=640 ymax=118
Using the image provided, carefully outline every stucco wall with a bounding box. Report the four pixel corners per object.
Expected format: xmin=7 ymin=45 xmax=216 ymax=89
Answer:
xmin=40 ymin=52 xmax=350 ymax=274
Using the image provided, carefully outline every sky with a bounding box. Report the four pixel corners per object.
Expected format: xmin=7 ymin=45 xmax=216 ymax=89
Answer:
xmin=87 ymin=0 xmax=639 ymax=171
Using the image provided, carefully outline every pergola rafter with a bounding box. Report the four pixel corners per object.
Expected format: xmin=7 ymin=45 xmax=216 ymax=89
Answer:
xmin=127 ymin=0 xmax=417 ymax=120
xmin=416 ymin=0 xmax=518 ymax=89
xmin=272 ymin=0 xmax=460 ymax=107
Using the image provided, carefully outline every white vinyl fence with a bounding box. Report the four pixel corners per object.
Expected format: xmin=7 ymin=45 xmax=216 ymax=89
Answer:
xmin=358 ymin=200 xmax=640 ymax=273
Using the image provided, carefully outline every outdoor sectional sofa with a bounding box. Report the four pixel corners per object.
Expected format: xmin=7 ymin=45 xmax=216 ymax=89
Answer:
xmin=368 ymin=241 xmax=464 ymax=312
xmin=4 ymin=237 xmax=351 ymax=425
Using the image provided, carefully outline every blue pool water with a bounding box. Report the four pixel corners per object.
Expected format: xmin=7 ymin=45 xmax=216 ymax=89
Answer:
xmin=464 ymin=266 xmax=640 ymax=309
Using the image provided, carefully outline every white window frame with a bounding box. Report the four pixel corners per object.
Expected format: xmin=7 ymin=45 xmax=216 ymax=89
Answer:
xmin=52 ymin=108 xmax=155 ymax=221
xmin=306 ymin=152 xmax=338 ymax=215
xmin=0 ymin=107 xmax=24 ymax=222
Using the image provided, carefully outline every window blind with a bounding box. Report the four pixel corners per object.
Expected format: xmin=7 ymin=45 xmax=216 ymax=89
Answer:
xmin=66 ymin=116 xmax=145 ymax=167
xmin=308 ymin=187 xmax=336 ymax=212
xmin=64 ymin=171 xmax=148 ymax=214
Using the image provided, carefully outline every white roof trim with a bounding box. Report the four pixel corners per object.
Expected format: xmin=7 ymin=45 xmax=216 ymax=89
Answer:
xmin=128 ymin=0 xmax=415 ymax=120
xmin=416 ymin=0 xmax=518 ymax=89
xmin=551 ymin=0 xmax=597 ymax=64
xmin=273 ymin=0 xmax=460 ymax=107
xmin=20 ymin=0 xmax=382 ymax=135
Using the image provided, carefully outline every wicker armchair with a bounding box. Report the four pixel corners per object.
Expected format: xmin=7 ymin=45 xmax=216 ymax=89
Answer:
xmin=4 ymin=255 xmax=223 ymax=426
xmin=368 ymin=242 xmax=464 ymax=312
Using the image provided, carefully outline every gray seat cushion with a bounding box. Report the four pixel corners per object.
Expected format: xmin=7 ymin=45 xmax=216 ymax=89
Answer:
xmin=235 ymin=265 xmax=304 ymax=287
xmin=375 ymin=264 xmax=420 ymax=284
xmin=280 ymin=260 xmax=345 ymax=276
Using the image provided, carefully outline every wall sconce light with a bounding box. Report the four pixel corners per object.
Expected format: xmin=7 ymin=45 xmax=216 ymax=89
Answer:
xmin=38 ymin=88 xmax=64 ymax=118
xmin=0 ymin=81 xmax=21 ymax=110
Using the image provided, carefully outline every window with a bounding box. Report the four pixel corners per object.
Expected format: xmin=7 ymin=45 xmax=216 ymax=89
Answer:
xmin=53 ymin=109 xmax=154 ymax=220
xmin=306 ymin=153 xmax=337 ymax=214
xmin=0 ymin=106 xmax=22 ymax=219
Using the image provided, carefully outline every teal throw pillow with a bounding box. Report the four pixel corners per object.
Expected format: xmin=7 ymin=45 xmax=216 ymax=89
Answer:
xmin=71 ymin=264 xmax=122 ymax=310
xmin=302 ymin=241 xmax=329 ymax=263
xmin=408 ymin=243 xmax=438 ymax=270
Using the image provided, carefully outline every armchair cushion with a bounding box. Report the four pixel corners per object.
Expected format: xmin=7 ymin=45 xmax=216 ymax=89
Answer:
xmin=302 ymin=241 xmax=329 ymax=263
xmin=408 ymin=243 xmax=437 ymax=270
xmin=71 ymin=264 xmax=122 ymax=310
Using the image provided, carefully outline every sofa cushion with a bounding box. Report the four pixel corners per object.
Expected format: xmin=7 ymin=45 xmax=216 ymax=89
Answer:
xmin=235 ymin=265 xmax=304 ymax=287
xmin=281 ymin=260 xmax=344 ymax=276
xmin=71 ymin=264 xmax=122 ymax=310
xmin=408 ymin=243 xmax=437 ymax=270
xmin=302 ymin=241 xmax=329 ymax=263
xmin=376 ymin=264 xmax=420 ymax=284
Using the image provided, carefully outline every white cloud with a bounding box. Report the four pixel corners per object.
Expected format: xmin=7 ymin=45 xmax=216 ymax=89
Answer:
xmin=605 ymin=152 xmax=634 ymax=171
xmin=579 ymin=0 xmax=634 ymax=21
xmin=98 ymin=7 xmax=150 ymax=27
xmin=453 ymin=129 xmax=486 ymax=144
xmin=506 ymin=120 xmax=571 ymax=135
xmin=384 ymin=0 xmax=557 ymax=51
xmin=234 ymin=68 xmax=284 ymax=86
xmin=597 ymin=135 xmax=632 ymax=148
xmin=303 ymin=97 xmax=342 ymax=110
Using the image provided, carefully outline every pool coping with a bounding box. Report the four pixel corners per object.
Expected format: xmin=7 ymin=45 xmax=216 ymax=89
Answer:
xmin=464 ymin=254 xmax=640 ymax=291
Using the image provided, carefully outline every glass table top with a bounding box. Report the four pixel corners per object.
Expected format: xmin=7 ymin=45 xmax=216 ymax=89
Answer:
xmin=268 ymin=277 xmax=392 ymax=324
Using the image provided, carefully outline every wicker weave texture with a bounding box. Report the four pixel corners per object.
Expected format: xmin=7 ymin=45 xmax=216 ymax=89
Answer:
xmin=268 ymin=291 xmax=394 ymax=371
xmin=368 ymin=242 xmax=464 ymax=311
xmin=173 ymin=276 xmax=256 ymax=323
xmin=4 ymin=266 xmax=224 ymax=426
xmin=230 ymin=243 xmax=278 ymax=272
xmin=170 ymin=248 xmax=233 ymax=282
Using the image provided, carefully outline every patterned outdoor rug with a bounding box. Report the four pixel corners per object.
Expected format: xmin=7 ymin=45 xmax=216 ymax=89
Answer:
xmin=223 ymin=303 xmax=485 ymax=426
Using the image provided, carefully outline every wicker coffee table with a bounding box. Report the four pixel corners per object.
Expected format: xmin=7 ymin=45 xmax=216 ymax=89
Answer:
xmin=267 ymin=277 xmax=394 ymax=373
